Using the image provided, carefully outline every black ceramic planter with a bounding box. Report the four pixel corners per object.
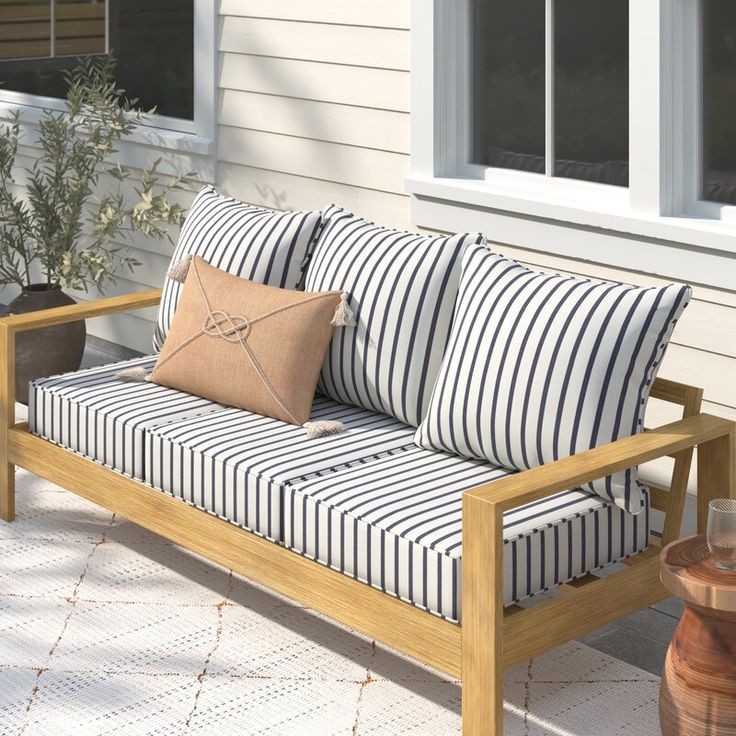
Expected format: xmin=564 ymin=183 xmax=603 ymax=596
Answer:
xmin=2 ymin=285 xmax=86 ymax=405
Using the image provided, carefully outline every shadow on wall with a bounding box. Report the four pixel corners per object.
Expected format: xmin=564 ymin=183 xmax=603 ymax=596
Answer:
xmin=219 ymin=31 xmax=365 ymax=213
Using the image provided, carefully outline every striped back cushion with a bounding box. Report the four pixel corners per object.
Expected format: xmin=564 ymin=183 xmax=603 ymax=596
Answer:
xmin=415 ymin=244 xmax=692 ymax=512
xmin=304 ymin=205 xmax=485 ymax=426
xmin=154 ymin=186 xmax=322 ymax=350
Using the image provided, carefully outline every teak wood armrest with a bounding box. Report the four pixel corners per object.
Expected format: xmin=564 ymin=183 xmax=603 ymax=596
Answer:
xmin=0 ymin=288 xmax=163 ymax=522
xmin=465 ymin=413 xmax=735 ymax=512
xmin=462 ymin=413 xmax=736 ymax=736
xmin=0 ymin=288 xmax=163 ymax=334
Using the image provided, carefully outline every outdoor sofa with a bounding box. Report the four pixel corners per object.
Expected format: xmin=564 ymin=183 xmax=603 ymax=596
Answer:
xmin=1 ymin=188 xmax=734 ymax=736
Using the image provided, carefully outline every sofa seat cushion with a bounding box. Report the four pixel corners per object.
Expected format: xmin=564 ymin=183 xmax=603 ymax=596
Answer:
xmin=29 ymin=357 xmax=225 ymax=480
xmin=283 ymin=446 xmax=650 ymax=622
xmin=145 ymin=395 xmax=416 ymax=542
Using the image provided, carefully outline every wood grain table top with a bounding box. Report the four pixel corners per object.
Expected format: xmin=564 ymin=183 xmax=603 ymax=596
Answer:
xmin=660 ymin=534 xmax=736 ymax=612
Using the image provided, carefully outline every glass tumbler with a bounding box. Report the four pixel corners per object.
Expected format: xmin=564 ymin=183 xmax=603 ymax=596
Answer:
xmin=707 ymin=498 xmax=736 ymax=570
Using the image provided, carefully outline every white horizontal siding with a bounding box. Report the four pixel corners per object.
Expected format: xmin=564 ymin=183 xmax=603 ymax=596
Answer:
xmin=215 ymin=4 xmax=412 ymax=217
xmin=220 ymin=16 xmax=410 ymax=70
xmin=218 ymin=0 xmax=410 ymax=28
xmin=497 ymin=243 xmax=736 ymax=359
xmin=219 ymin=126 xmax=408 ymax=194
xmin=220 ymin=54 xmax=410 ymax=112
xmin=219 ymin=90 xmax=409 ymax=153
xmin=218 ymin=163 xmax=411 ymax=229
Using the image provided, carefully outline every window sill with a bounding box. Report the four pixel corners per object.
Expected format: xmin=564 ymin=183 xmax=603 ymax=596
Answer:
xmin=0 ymin=97 xmax=216 ymax=183
xmin=0 ymin=99 xmax=214 ymax=158
xmin=125 ymin=125 xmax=215 ymax=157
xmin=406 ymin=174 xmax=736 ymax=291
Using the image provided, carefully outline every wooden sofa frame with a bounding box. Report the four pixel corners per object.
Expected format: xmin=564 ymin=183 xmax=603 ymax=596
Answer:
xmin=0 ymin=290 xmax=734 ymax=736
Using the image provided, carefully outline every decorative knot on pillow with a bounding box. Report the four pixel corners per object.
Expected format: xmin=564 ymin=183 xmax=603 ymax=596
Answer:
xmin=117 ymin=255 xmax=353 ymax=438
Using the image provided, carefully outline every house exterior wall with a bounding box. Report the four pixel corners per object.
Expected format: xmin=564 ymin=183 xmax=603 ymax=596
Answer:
xmin=7 ymin=0 xmax=734 ymax=426
xmin=215 ymin=1 xmax=412 ymax=228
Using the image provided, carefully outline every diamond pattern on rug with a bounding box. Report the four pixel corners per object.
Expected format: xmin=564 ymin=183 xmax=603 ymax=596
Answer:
xmin=188 ymin=677 xmax=363 ymax=736
xmin=356 ymin=635 xmax=459 ymax=685
xmin=0 ymin=595 xmax=72 ymax=669
xmin=78 ymin=542 xmax=230 ymax=605
xmin=0 ymin=667 xmax=38 ymax=733
xmin=208 ymin=603 xmax=374 ymax=682
xmin=524 ymin=680 xmax=660 ymax=735
xmin=1 ymin=471 xmax=114 ymax=544
xmin=528 ymin=641 xmax=647 ymax=683
xmin=52 ymin=599 xmax=221 ymax=676
xmin=21 ymin=670 xmax=201 ymax=736
xmin=103 ymin=518 xmax=176 ymax=548
xmin=0 ymin=459 xmax=662 ymax=736
xmin=355 ymin=678 xmax=466 ymax=736
xmin=0 ymin=537 xmax=97 ymax=599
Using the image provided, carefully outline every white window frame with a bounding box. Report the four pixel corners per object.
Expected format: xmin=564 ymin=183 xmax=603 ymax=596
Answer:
xmin=0 ymin=0 xmax=217 ymax=180
xmin=408 ymin=0 xmax=736 ymax=288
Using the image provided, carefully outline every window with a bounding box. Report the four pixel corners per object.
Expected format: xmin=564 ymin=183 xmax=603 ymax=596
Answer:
xmin=0 ymin=0 xmax=194 ymax=121
xmin=471 ymin=0 xmax=545 ymax=173
xmin=553 ymin=0 xmax=628 ymax=186
xmin=471 ymin=0 xmax=628 ymax=186
xmin=408 ymin=0 xmax=736 ymax=272
xmin=703 ymin=0 xmax=736 ymax=205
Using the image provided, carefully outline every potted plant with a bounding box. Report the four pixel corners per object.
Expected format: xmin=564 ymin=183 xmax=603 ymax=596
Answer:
xmin=0 ymin=56 xmax=193 ymax=402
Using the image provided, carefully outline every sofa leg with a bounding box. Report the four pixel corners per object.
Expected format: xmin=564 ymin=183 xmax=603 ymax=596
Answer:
xmin=0 ymin=462 xmax=14 ymax=522
xmin=697 ymin=427 xmax=736 ymax=533
xmin=0 ymin=324 xmax=15 ymax=522
xmin=462 ymin=493 xmax=504 ymax=735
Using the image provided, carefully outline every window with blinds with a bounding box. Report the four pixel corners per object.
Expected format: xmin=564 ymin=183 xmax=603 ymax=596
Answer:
xmin=0 ymin=0 xmax=105 ymax=61
xmin=0 ymin=0 xmax=193 ymax=120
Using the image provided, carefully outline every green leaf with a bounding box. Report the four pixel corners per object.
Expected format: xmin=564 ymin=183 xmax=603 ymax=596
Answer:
xmin=0 ymin=54 xmax=198 ymax=293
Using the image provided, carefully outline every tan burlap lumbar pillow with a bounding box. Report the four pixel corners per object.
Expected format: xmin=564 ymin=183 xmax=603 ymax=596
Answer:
xmin=117 ymin=255 xmax=349 ymax=437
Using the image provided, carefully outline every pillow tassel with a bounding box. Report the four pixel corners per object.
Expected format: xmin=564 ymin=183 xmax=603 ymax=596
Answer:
xmin=331 ymin=292 xmax=357 ymax=327
xmin=167 ymin=254 xmax=193 ymax=283
xmin=303 ymin=420 xmax=346 ymax=439
xmin=114 ymin=366 xmax=151 ymax=382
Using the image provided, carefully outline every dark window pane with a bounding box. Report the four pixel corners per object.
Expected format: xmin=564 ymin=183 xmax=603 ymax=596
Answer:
xmin=471 ymin=0 xmax=545 ymax=172
xmin=0 ymin=0 xmax=193 ymax=121
xmin=0 ymin=55 xmax=78 ymax=99
xmin=108 ymin=0 xmax=193 ymax=120
xmin=703 ymin=0 xmax=736 ymax=204
xmin=554 ymin=0 xmax=629 ymax=186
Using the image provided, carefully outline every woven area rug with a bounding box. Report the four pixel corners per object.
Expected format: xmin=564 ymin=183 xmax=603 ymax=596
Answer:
xmin=0 ymin=467 xmax=662 ymax=736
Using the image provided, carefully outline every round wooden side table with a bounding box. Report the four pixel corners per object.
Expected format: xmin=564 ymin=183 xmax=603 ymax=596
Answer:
xmin=659 ymin=534 xmax=736 ymax=736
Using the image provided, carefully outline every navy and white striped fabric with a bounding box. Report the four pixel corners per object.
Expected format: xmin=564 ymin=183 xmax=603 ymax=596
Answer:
xmin=29 ymin=357 xmax=225 ymax=480
xmin=30 ymin=359 xmax=649 ymax=618
xmin=145 ymin=396 xmax=416 ymax=542
xmin=415 ymin=244 xmax=691 ymax=513
xmin=304 ymin=205 xmax=485 ymax=426
xmin=285 ymin=445 xmax=649 ymax=621
xmin=154 ymin=186 xmax=322 ymax=351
